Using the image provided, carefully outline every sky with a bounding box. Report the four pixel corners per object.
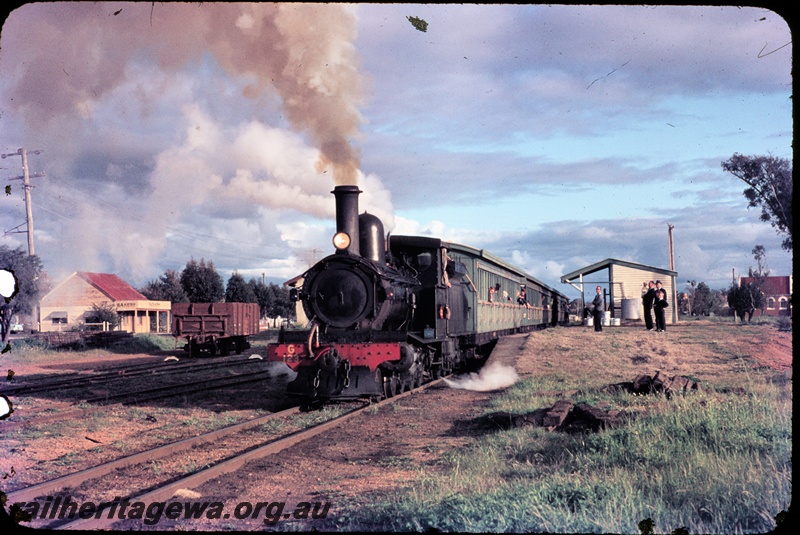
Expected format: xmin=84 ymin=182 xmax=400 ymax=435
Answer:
xmin=0 ymin=3 xmax=793 ymax=300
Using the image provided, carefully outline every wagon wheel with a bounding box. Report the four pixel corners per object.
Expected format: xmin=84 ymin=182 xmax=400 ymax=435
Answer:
xmin=219 ymin=341 xmax=231 ymax=357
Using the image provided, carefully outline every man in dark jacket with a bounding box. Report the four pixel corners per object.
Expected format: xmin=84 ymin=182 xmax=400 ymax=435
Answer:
xmin=591 ymin=286 xmax=605 ymax=332
xmin=641 ymin=280 xmax=656 ymax=331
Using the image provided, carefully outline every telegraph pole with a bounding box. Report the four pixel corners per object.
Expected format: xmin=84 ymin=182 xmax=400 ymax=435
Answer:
xmin=667 ymin=223 xmax=675 ymax=271
xmin=2 ymin=148 xmax=44 ymax=256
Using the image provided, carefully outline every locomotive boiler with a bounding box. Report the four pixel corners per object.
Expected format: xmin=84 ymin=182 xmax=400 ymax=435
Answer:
xmin=267 ymin=185 xmax=569 ymax=401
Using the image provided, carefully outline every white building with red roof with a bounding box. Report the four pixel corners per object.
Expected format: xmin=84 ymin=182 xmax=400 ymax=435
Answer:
xmin=38 ymin=272 xmax=171 ymax=333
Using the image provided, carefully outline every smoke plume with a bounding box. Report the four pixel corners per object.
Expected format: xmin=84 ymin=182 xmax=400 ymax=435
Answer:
xmin=444 ymin=361 xmax=520 ymax=392
xmin=1 ymin=3 xmax=380 ymax=282
xmin=5 ymin=3 xmax=363 ymax=184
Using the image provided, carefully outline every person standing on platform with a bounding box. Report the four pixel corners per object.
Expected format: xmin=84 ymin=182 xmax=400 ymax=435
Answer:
xmin=642 ymin=280 xmax=656 ymax=331
xmin=591 ymin=286 xmax=605 ymax=332
xmin=654 ymin=288 xmax=669 ymax=332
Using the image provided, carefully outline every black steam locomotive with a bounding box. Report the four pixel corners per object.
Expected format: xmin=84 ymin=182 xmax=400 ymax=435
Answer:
xmin=267 ymin=185 xmax=569 ymax=401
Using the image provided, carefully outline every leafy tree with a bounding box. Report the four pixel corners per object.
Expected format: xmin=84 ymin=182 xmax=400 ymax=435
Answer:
xmin=748 ymin=245 xmax=770 ymax=315
xmin=709 ymin=288 xmax=728 ymax=316
xmin=1 ymin=246 xmax=45 ymax=344
xmin=727 ymin=281 xmax=763 ymax=322
xmin=140 ymin=269 xmax=188 ymax=303
xmin=225 ymin=272 xmax=258 ymax=303
xmin=721 ymin=153 xmax=792 ymax=251
xmin=252 ymin=282 xmax=296 ymax=326
xmin=84 ymin=302 xmax=120 ymax=330
xmin=248 ymin=278 xmax=272 ymax=319
xmin=692 ymin=282 xmax=713 ymax=316
xmin=270 ymin=283 xmax=295 ymax=323
xmin=180 ymin=258 xmax=224 ymax=303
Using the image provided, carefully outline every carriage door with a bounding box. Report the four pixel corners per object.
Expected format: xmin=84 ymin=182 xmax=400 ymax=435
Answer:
xmin=438 ymin=248 xmax=469 ymax=335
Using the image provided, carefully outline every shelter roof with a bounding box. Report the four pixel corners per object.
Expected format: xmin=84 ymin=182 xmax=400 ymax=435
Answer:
xmin=561 ymin=258 xmax=677 ymax=283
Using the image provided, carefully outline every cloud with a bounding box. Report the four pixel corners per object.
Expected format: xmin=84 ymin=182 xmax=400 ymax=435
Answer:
xmin=1 ymin=4 xmax=791 ymax=295
xmin=0 ymin=3 xmax=387 ymax=284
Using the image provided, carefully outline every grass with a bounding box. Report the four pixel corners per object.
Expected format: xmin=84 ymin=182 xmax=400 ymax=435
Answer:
xmin=2 ymin=333 xmax=172 ymax=366
xmin=330 ymin=324 xmax=791 ymax=534
xmin=340 ymin=388 xmax=790 ymax=533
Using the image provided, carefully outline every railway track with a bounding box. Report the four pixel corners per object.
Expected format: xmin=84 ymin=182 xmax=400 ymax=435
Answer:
xmin=2 ymin=363 xmax=285 ymax=432
xmin=6 ymin=378 xmax=445 ymax=531
xmin=2 ymin=355 xmax=265 ymax=397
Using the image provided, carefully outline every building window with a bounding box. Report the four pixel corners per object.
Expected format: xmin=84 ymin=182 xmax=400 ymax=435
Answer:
xmin=767 ymin=297 xmax=775 ymax=310
xmin=779 ymin=297 xmax=788 ymax=310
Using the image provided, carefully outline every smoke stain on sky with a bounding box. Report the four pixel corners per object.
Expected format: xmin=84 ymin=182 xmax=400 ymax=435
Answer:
xmin=1 ymin=3 xmax=388 ymax=281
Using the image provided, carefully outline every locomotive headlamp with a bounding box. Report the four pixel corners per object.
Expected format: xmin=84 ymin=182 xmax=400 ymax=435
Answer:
xmin=332 ymin=231 xmax=351 ymax=251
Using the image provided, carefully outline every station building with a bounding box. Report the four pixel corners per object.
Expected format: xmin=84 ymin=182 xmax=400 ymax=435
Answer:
xmin=38 ymin=272 xmax=171 ymax=333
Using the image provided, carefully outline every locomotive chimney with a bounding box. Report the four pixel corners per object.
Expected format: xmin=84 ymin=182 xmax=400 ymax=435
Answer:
xmin=332 ymin=185 xmax=362 ymax=256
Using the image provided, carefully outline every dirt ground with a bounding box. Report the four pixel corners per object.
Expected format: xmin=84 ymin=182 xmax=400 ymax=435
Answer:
xmin=1 ymin=321 xmax=792 ymax=531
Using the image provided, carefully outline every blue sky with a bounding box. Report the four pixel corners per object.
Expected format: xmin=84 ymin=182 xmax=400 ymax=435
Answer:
xmin=0 ymin=3 xmax=792 ymax=299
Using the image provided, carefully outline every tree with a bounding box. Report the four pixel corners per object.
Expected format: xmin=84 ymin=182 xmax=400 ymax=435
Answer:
xmin=180 ymin=258 xmax=224 ymax=303
xmin=727 ymin=281 xmax=763 ymax=322
xmin=748 ymin=245 xmax=770 ymax=315
xmin=721 ymin=153 xmax=792 ymax=251
xmin=270 ymin=283 xmax=295 ymax=323
xmin=709 ymin=288 xmax=728 ymax=316
xmin=683 ymin=280 xmax=697 ymax=316
xmin=254 ymin=282 xmax=296 ymax=327
xmin=140 ymin=269 xmax=188 ymax=303
xmin=1 ymin=246 xmax=45 ymax=344
xmin=692 ymin=282 xmax=713 ymax=316
xmin=225 ymin=272 xmax=258 ymax=303
xmin=248 ymin=278 xmax=272 ymax=319
xmin=84 ymin=302 xmax=121 ymax=330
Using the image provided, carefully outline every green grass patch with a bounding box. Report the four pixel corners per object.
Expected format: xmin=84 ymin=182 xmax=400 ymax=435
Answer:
xmin=338 ymin=376 xmax=790 ymax=533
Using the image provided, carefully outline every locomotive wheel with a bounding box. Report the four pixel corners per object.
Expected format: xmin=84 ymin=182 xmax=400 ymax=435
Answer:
xmin=383 ymin=375 xmax=399 ymax=398
xmin=413 ymin=368 xmax=423 ymax=388
xmin=397 ymin=376 xmax=408 ymax=395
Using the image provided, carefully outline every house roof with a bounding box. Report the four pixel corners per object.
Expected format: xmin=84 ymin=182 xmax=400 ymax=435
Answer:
xmin=76 ymin=272 xmax=148 ymax=301
xmin=561 ymin=258 xmax=677 ymax=283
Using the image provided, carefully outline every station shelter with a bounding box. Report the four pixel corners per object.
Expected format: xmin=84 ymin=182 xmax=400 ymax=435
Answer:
xmin=561 ymin=258 xmax=678 ymax=325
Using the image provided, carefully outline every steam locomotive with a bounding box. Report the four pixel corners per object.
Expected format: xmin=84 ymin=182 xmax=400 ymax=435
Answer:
xmin=267 ymin=185 xmax=569 ymax=401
